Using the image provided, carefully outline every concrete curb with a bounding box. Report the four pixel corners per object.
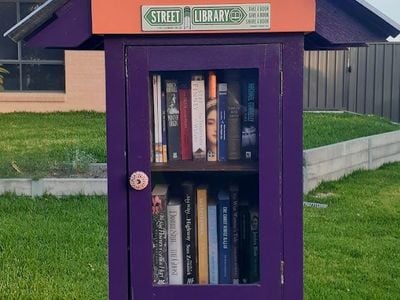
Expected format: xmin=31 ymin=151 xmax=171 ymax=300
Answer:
xmin=1 ymin=130 xmax=400 ymax=196
xmin=0 ymin=178 xmax=107 ymax=197
xmin=303 ymin=130 xmax=400 ymax=193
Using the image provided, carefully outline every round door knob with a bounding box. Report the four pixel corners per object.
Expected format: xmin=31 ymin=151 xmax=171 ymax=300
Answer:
xmin=129 ymin=171 xmax=149 ymax=191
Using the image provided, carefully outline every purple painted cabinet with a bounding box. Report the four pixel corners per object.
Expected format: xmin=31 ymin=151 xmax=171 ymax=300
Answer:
xmin=106 ymin=35 xmax=303 ymax=300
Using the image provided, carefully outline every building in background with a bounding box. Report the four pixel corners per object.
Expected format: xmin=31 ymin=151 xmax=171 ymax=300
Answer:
xmin=0 ymin=0 xmax=105 ymax=112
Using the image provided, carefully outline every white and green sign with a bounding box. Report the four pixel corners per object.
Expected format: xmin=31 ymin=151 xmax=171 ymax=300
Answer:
xmin=142 ymin=4 xmax=270 ymax=32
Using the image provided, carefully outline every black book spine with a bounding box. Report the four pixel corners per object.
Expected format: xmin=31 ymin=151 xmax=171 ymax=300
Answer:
xmin=166 ymin=80 xmax=181 ymax=161
xmin=230 ymin=185 xmax=240 ymax=284
xmin=238 ymin=201 xmax=249 ymax=284
xmin=226 ymin=72 xmax=241 ymax=160
xmin=241 ymin=79 xmax=258 ymax=161
xmin=182 ymin=182 xmax=197 ymax=284
xmin=248 ymin=207 xmax=260 ymax=283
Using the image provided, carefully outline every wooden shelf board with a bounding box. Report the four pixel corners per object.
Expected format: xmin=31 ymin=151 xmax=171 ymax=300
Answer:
xmin=151 ymin=161 xmax=258 ymax=172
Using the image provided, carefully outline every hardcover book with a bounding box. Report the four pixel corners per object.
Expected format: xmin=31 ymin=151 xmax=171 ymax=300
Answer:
xmin=241 ymin=78 xmax=258 ymax=160
xmin=206 ymin=71 xmax=218 ymax=162
xmin=151 ymin=184 xmax=169 ymax=284
xmin=182 ymin=181 xmax=197 ymax=284
xmin=226 ymin=71 xmax=241 ymax=160
xmin=218 ymin=190 xmax=232 ymax=284
xmin=217 ymin=83 xmax=228 ymax=162
xmin=166 ymin=80 xmax=181 ymax=161
xmin=208 ymin=198 xmax=219 ymax=284
xmin=179 ymin=88 xmax=193 ymax=161
xmin=230 ymin=185 xmax=240 ymax=284
xmin=167 ymin=198 xmax=184 ymax=284
xmin=196 ymin=185 xmax=209 ymax=284
xmin=191 ymin=75 xmax=207 ymax=160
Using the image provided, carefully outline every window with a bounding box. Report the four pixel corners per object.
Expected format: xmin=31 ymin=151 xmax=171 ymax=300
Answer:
xmin=0 ymin=0 xmax=65 ymax=92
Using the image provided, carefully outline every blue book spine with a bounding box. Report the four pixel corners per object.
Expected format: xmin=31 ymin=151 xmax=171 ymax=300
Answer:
xmin=217 ymin=84 xmax=228 ymax=162
xmin=218 ymin=190 xmax=232 ymax=284
xmin=208 ymin=203 xmax=219 ymax=284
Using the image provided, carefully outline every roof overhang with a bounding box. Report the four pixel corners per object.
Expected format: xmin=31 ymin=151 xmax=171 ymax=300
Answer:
xmin=3 ymin=0 xmax=400 ymax=51
xmin=4 ymin=0 xmax=68 ymax=43
xmin=3 ymin=0 xmax=99 ymax=49
xmin=306 ymin=0 xmax=400 ymax=49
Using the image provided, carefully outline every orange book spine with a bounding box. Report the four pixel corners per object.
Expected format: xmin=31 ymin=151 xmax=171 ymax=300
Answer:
xmin=196 ymin=186 xmax=209 ymax=284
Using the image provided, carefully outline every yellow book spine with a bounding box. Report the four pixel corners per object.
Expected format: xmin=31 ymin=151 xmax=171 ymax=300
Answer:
xmin=197 ymin=186 xmax=209 ymax=284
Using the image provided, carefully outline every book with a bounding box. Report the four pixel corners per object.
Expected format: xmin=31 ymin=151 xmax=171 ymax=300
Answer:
xmin=196 ymin=185 xmax=209 ymax=284
xmin=208 ymin=198 xmax=219 ymax=284
xmin=217 ymin=190 xmax=232 ymax=284
xmin=151 ymin=184 xmax=169 ymax=284
xmin=167 ymin=198 xmax=184 ymax=284
xmin=207 ymin=71 xmax=218 ymax=162
xmin=182 ymin=181 xmax=197 ymax=284
xmin=152 ymin=75 xmax=161 ymax=163
xmin=191 ymin=75 xmax=207 ymax=160
xmin=248 ymin=206 xmax=260 ymax=283
xmin=241 ymin=78 xmax=258 ymax=160
xmin=179 ymin=88 xmax=193 ymax=161
xmin=166 ymin=80 xmax=181 ymax=161
xmin=150 ymin=79 xmax=154 ymax=163
xmin=161 ymin=90 xmax=168 ymax=163
xmin=230 ymin=185 xmax=240 ymax=284
xmin=238 ymin=200 xmax=250 ymax=284
xmin=156 ymin=75 xmax=162 ymax=162
xmin=226 ymin=71 xmax=241 ymax=160
xmin=217 ymin=83 xmax=228 ymax=162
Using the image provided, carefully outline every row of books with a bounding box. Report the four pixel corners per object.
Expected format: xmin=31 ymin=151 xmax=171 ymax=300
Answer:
xmin=152 ymin=183 xmax=260 ymax=285
xmin=151 ymin=70 xmax=258 ymax=163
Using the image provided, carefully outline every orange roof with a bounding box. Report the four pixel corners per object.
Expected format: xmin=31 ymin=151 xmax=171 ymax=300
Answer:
xmin=92 ymin=0 xmax=315 ymax=34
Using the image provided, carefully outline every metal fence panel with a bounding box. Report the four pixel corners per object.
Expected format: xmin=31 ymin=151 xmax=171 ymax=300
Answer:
xmin=304 ymin=42 xmax=400 ymax=122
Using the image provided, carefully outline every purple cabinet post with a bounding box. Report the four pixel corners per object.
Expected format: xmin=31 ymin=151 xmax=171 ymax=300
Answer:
xmin=105 ymin=34 xmax=303 ymax=300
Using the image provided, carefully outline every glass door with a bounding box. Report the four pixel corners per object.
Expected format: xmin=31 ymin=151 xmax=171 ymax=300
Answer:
xmin=127 ymin=44 xmax=282 ymax=300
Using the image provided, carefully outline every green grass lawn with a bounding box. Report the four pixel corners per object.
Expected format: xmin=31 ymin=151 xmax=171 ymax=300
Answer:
xmin=0 ymin=111 xmax=399 ymax=178
xmin=0 ymin=195 xmax=107 ymax=299
xmin=0 ymin=112 xmax=106 ymax=178
xmin=304 ymin=112 xmax=400 ymax=149
xmin=0 ymin=164 xmax=399 ymax=298
xmin=304 ymin=163 xmax=400 ymax=299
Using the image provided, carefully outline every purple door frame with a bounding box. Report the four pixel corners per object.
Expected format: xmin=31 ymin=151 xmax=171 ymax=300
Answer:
xmin=104 ymin=34 xmax=304 ymax=300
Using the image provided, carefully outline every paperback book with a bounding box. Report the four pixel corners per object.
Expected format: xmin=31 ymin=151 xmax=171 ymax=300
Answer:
xmin=152 ymin=184 xmax=169 ymax=284
xmin=191 ymin=75 xmax=207 ymax=160
xmin=182 ymin=181 xmax=197 ymax=284
xmin=167 ymin=198 xmax=184 ymax=284
xmin=166 ymin=80 xmax=181 ymax=161
xmin=197 ymin=185 xmax=209 ymax=284
xmin=218 ymin=190 xmax=232 ymax=284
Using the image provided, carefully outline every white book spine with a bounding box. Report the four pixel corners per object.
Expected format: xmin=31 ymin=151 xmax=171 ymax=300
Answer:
xmin=152 ymin=75 xmax=160 ymax=163
xmin=167 ymin=201 xmax=183 ymax=284
xmin=191 ymin=75 xmax=206 ymax=160
xmin=157 ymin=75 xmax=163 ymax=162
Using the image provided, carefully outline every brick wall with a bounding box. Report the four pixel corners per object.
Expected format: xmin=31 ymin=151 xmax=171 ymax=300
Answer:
xmin=0 ymin=51 xmax=106 ymax=113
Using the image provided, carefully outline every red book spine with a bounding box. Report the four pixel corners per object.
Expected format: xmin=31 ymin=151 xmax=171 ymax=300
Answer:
xmin=179 ymin=88 xmax=193 ymax=160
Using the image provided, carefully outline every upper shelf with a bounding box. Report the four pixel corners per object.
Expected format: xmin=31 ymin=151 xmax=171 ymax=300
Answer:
xmin=151 ymin=161 xmax=258 ymax=172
